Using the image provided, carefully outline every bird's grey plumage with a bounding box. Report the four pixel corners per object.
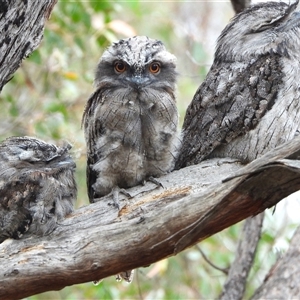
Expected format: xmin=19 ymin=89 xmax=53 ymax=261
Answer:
xmin=83 ymin=36 xmax=179 ymax=200
xmin=176 ymin=0 xmax=300 ymax=168
xmin=82 ymin=36 xmax=179 ymax=282
xmin=0 ymin=136 xmax=77 ymax=243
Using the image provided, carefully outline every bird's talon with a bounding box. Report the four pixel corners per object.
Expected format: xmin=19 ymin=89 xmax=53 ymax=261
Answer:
xmin=120 ymin=188 xmax=133 ymax=199
xmin=148 ymin=176 xmax=164 ymax=188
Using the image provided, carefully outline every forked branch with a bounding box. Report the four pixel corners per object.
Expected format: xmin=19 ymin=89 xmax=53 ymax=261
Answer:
xmin=1 ymin=137 xmax=300 ymax=299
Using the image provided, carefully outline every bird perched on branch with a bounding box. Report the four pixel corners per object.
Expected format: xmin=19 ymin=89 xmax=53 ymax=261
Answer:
xmin=82 ymin=36 xmax=179 ymax=282
xmin=0 ymin=136 xmax=77 ymax=243
xmin=176 ymin=0 xmax=300 ymax=168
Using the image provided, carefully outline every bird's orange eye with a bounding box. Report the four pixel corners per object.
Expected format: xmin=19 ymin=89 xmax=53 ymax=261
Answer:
xmin=114 ymin=61 xmax=126 ymax=73
xmin=149 ymin=62 xmax=161 ymax=74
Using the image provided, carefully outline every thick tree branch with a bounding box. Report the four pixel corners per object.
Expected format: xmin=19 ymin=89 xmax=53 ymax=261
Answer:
xmin=0 ymin=0 xmax=57 ymax=91
xmin=1 ymin=137 xmax=300 ymax=299
xmin=1 ymin=1 xmax=299 ymax=299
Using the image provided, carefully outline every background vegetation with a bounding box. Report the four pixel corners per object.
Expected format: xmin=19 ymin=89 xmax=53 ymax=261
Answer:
xmin=1 ymin=0 xmax=299 ymax=299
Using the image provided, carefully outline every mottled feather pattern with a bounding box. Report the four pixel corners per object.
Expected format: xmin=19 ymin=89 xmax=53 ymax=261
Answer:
xmin=176 ymin=1 xmax=300 ymax=168
xmin=83 ymin=36 xmax=179 ymax=202
xmin=0 ymin=137 xmax=77 ymax=243
xmin=82 ymin=36 xmax=179 ymax=282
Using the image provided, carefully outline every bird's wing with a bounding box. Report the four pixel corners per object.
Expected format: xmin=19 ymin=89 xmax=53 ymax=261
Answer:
xmin=176 ymin=53 xmax=283 ymax=168
xmin=82 ymin=89 xmax=106 ymax=202
xmin=0 ymin=138 xmax=37 ymax=242
xmin=0 ymin=178 xmax=38 ymax=243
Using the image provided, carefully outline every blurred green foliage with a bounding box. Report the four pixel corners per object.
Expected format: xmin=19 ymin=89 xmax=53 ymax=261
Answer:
xmin=1 ymin=1 xmax=299 ymax=299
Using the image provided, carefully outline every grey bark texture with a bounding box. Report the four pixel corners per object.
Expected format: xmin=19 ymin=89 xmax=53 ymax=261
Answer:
xmin=0 ymin=0 xmax=57 ymax=92
xmin=251 ymin=225 xmax=300 ymax=299
xmin=1 ymin=137 xmax=300 ymax=299
xmin=1 ymin=0 xmax=300 ymax=299
xmin=219 ymin=213 xmax=264 ymax=300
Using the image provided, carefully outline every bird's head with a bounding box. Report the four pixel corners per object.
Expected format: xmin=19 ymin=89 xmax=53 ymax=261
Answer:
xmin=94 ymin=36 xmax=177 ymax=92
xmin=215 ymin=0 xmax=300 ymax=63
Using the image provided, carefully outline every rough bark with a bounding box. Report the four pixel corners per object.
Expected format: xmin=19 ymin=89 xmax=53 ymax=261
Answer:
xmin=1 ymin=137 xmax=300 ymax=299
xmin=1 ymin=1 xmax=300 ymax=299
xmin=219 ymin=213 xmax=264 ymax=300
xmin=251 ymin=225 xmax=300 ymax=299
xmin=0 ymin=0 xmax=57 ymax=92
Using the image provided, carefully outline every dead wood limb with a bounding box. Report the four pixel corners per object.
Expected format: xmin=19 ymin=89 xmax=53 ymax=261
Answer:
xmin=1 ymin=137 xmax=300 ymax=299
xmin=0 ymin=0 xmax=57 ymax=91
